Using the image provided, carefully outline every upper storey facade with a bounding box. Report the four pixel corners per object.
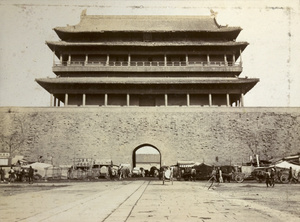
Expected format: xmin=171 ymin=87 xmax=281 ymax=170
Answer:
xmin=36 ymin=11 xmax=258 ymax=107
xmin=47 ymin=13 xmax=247 ymax=78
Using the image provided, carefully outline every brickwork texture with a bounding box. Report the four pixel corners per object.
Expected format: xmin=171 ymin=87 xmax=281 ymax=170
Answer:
xmin=0 ymin=107 xmax=299 ymax=166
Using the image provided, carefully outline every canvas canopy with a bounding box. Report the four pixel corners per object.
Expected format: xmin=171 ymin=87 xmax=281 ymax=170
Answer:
xmin=22 ymin=162 xmax=53 ymax=178
xmin=177 ymin=161 xmax=195 ymax=168
xmin=275 ymin=161 xmax=300 ymax=172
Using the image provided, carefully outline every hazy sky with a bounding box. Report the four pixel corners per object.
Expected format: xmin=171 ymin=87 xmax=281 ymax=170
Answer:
xmin=136 ymin=146 xmax=160 ymax=154
xmin=0 ymin=0 xmax=299 ymax=107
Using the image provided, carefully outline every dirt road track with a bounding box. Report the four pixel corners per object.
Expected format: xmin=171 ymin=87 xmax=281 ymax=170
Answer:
xmin=1 ymin=180 xmax=299 ymax=222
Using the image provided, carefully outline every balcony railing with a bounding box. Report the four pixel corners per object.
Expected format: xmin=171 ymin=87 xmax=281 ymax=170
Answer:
xmin=54 ymin=61 xmax=240 ymax=67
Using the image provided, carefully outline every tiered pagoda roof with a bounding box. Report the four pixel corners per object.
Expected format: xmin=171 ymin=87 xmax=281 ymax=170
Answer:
xmin=36 ymin=11 xmax=259 ymax=107
xmin=54 ymin=14 xmax=241 ymax=37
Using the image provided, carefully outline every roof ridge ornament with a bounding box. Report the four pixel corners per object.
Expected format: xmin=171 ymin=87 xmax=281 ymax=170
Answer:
xmin=210 ymin=9 xmax=218 ymax=17
xmin=210 ymin=9 xmax=221 ymax=28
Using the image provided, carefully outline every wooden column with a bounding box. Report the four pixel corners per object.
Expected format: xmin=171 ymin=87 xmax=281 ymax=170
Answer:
xmin=226 ymin=94 xmax=230 ymax=107
xmin=82 ymin=94 xmax=86 ymax=106
xmin=65 ymin=94 xmax=68 ymax=106
xmin=104 ymin=94 xmax=108 ymax=106
xmin=50 ymin=94 xmax=54 ymax=107
xmin=224 ymin=54 xmax=227 ymax=66
xmin=233 ymin=54 xmax=236 ymax=65
xmin=185 ymin=54 xmax=189 ymax=65
xmin=164 ymin=94 xmax=168 ymax=106
xmin=164 ymin=54 xmax=167 ymax=66
xmin=207 ymin=54 xmax=210 ymax=65
xmin=106 ymin=54 xmax=109 ymax=66
xmin=53 ymin=97 xmax=57 ymax=107
xmin=128 ymin=54 xmax=131 ymax=66
xmin=127 ymin=94 xmax=130 ymax=106
xmin=209 ymin=94 xmax=212 ymax=107
xmin=85 ymin=54 xmax=88 ymax=66
xmin=240 ymin=93 xmax=244 ymax=107
xmin=67 ymin=54 xmax=71 ymax=65
xmin=60 ymin=54 xmax=63 ymax=65
xmin=187 ymin=94 xmax=190 ymax=106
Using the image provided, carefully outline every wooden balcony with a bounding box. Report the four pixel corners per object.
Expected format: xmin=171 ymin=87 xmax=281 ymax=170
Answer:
xmin=53 ymin=61 xmax=242 ymax=73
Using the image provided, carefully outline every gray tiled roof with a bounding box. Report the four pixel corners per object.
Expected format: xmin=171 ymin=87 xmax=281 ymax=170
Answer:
xmin=54 ymin=14 xmax=241 ymax=33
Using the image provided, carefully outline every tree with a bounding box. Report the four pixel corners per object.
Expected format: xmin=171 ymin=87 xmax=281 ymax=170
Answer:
xmin=0 ymin=115 xmax=27 ymax=157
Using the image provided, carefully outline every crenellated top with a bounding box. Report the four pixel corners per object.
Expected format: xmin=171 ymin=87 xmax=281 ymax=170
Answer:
xmin=54 ymin=12 xmax=242 ymax=41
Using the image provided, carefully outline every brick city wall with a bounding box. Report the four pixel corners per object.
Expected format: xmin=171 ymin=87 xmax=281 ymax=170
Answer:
xmin=0 ymin=107 xmax=299 ymax=167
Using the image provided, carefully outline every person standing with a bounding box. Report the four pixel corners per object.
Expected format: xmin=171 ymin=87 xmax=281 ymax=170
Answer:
xmin=288 ymin=167 xmax=293 ymax=184
xmin=270 ymin=168 xmax=276 ymax=187
xmin=28 ymin=166 xmax=34 ymax=184
xmin=265 ymin=169 xmax=271 ymax=187
xmin=8 ymin=167 xmax=15 ymax=184
xmin=219 ymin=168 xmax=223 ymax=183
xmin=118 ymin=165 xmax=123 ymax=180
xmin=216 ymin=167 xmax=220 ymax=183
xmin=20 ymin=168 xmax=25 ymax=182
xmin=191 ymin=167 xmax=196 ymax=181
xmin=108 ymin=165 xmax=113 ymax=180
xmin=0 ymin=167 xmax=5 ymax=182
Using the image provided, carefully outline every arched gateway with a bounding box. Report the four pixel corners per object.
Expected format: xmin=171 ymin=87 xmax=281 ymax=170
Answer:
xmin=132 ymin=144 xmax=161 ymax=170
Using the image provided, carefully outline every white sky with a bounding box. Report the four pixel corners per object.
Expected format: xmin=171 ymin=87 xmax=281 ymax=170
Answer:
xmin=0 ymin=0 xmax=299 ymax=107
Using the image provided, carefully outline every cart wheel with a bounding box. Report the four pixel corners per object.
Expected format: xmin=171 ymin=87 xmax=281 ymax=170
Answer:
xmin=34 ymin=174 xmax=42 ymax=181
xmin=280 ymin=174 xmax=289 ymax=184
xmin=235 ymin=174 xmax=244 ymax=183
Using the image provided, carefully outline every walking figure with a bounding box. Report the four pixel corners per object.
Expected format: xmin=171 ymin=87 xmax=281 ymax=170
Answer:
xmin=208 ymin=167 xmax=218 ymax=190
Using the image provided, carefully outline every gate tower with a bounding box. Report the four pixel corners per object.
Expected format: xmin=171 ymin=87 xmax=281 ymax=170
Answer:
xmin=36 ymin=11 xmax=259 ymax=107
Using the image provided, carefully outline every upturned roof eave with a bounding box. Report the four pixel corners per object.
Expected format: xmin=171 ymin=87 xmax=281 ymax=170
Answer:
xmin=46 ymin=40 xmax=249 ymax=47
xmin=46 ymin=40 xmax=248 ymax=54
xmin=54 ymin=27 xmax=242 ymax=33
xmin=36 ymin=77 xmax=259 ymax=85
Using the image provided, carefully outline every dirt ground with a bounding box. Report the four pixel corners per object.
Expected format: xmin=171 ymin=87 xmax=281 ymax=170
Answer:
xmin=209 ymin=181 xmax=300 ymax=217
xmin=1 ymin=179 xmax=299 ymax=221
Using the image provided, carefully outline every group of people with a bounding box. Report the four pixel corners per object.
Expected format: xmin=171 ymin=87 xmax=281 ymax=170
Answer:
xmin=0 ymin=166 xmax=35 ymax=184
xmin=266 ymin=166 xmax=298 ymax=187
xmin=265 ymin=168 xmax=276 ymax=187
xmin=207 ymin=166 xmax=298 ymax=190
